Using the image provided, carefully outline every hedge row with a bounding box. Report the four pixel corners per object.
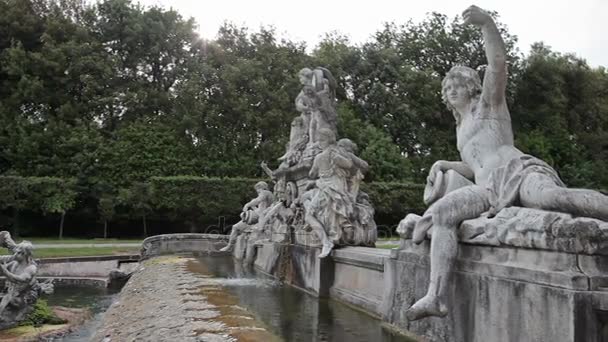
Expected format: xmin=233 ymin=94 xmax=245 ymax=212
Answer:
xmin=0 ymin=176 xmax=425 ymax=236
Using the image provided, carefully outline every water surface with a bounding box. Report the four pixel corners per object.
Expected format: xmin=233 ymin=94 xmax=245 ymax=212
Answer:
xmin=194 ymin=255 xmax=416 ymax=342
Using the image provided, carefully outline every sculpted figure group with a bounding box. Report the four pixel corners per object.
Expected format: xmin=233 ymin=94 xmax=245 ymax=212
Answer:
xmin=224 ymin=67 xmax=376 ymax=259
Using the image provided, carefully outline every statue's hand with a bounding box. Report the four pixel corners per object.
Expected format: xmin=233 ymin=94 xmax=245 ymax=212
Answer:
xmin=305 ymin=181 xmax=316 ymax=190
xmin=427 ymin=161 xmax=446 ymax=186
xmin=463 ymin=5 xmax=492 ymax=27
xmin=0 ymin=263 xmax=7 ymax=275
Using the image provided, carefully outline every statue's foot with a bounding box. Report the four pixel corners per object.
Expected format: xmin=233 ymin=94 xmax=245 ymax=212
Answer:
xmin=405 ymin=295 xmax=447 ymax=321
xmin=318 ymin=242 xmax=334 ymax=258
xmin=219 ymin=245 xmax=232 ymax=252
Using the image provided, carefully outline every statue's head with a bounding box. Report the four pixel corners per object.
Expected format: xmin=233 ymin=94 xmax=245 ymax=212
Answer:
xmin=14 ymin=241 xmax=34 ymax=263
xmin=441 ymin=66 xmax=482 ymax=115
xmin=338 ymin=138 xmax=358 ymax=154
xmin=298 ymin=68 xmax=313 ymax=86
xmin=317 ymin=128 xmax=336 ymax=149
xmin=254 ymin=181 xmax=269 ymax=193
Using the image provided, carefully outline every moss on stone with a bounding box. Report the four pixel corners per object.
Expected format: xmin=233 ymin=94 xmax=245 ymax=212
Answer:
xmin=19 ymin=299 xmax=67 ymax=327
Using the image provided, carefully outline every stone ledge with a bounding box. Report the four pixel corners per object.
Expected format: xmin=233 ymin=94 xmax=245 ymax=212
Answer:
xmin=37 ymin=254 xmax=139 ymax=264
xmin=393 ymin=240 xmax=595 ymax=290
xmin=140 ymin=233 xmax=229 ymax=260
xmin=332 ymin=247 xmax=390 ymax=272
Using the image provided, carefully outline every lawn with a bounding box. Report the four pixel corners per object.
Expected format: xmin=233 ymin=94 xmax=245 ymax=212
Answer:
xmin=0 ymin=247 xmax=140 ymax=258
xmin=24 ymin=238 xmax=144 ymax=245
xmin=375 ymin=244 xmax=400 ymax=249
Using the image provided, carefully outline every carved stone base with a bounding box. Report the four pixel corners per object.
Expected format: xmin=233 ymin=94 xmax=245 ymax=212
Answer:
xmin=382 ymin=240 xmax=608 ymax=342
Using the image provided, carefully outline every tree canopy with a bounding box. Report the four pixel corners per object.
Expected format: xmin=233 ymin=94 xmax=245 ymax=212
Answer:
xmin=1 ymin=0 xmax=606 ymax=236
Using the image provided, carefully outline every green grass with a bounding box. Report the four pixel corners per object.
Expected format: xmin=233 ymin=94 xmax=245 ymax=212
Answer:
xmin=375 ymin=244 xmax=399 ymax=249
xmin=22 ymin=238 xmax=143 ymax=245
xmin=377 ymin=237 xmax=400 ymax=242
xmin=0 ymin=247 xmax=140 ymax=258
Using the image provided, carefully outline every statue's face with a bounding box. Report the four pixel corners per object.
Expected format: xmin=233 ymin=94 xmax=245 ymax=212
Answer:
xmin=14 ymin=248 xmax=27 ymax=262
xmin=299 ymin=73 xmax=311 ymax=85
xmin=319 ymin=135 xmax=331 ymax=149
xmin=443 ymin=78 xmax=470 ymax=109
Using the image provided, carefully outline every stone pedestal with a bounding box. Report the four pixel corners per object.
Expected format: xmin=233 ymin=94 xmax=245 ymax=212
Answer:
xmin=254 ymin=242 xmax=334 ymax=297
xmin=382 ymin=240 xmax=608 ymax=342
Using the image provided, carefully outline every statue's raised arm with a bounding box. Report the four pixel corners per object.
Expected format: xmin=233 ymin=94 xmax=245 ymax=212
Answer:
xmin=463 ymin=5 xmax=507 ymax=110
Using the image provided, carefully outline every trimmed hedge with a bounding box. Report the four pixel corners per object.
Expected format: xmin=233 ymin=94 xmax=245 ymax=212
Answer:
xmin=148 ymin=176 xmax=261 ymax=222
xmin=0 ymin=176 xmax=425 ymax=236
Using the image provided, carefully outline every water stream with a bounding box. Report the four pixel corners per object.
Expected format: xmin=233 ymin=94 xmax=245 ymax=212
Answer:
xmin=190 ymin=255 xmax=415 ymax=342
xmin=49 ymin=255 xmax=415 ymax=341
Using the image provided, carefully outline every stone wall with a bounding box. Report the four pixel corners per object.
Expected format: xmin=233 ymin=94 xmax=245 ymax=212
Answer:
xmin=37 ymin=255 xmax=139 ymax=278
xmin=140 ymin=233 xmax=228 ymax=260
xmin=383 ymin=241 xmax=608 ymax=342
xmin=253 ymin=241 xmax=608 ymax=342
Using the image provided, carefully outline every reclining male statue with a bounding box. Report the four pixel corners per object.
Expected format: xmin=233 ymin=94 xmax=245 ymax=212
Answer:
xmin=403 ymin=5 xmax=608 ymax=321
xmin=220 ymin=181 xmax=274 ymax=253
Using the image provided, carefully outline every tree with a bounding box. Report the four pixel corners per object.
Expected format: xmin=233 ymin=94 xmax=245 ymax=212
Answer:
xmin=512 ymin=43 xmax=608 ymax=188
xmin=98 ymin=195 xmax=115 ymax=239
xmin=28 ymin=177 xmax=77 ymax=239
xmin=118 ymin=182 xmax=152 ymax=237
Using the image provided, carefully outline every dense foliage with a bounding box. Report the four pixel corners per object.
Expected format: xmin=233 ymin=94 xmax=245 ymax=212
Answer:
xmin=0 ymin=0 xmax=606 ymax=236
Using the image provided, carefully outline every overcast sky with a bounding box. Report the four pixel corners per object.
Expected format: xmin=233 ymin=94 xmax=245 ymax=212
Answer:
xmin=136 ymin=0 xmax=608 ymax=67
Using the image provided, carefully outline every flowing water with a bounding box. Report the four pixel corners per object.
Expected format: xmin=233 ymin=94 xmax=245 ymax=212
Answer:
xmin=49 ymin=255 xmax=415 ymax=341
xmin=48 ymin=285 xmax=119 ymax=341
xmin=190 ymin=255 xmax=416 ymax=342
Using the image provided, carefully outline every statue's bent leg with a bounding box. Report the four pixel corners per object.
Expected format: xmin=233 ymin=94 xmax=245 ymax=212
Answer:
xmin=305 ymin=211 xmax=334 ymax=258
xmin=220 ymin=221 xmax=245 ymax=252
xmin=520 ymin=173 xmax=608 ymax=221
xmin=0 ymin=292 xmax=13 ymax=314
xmin=406 ymin=185 xmax=489 ymax=321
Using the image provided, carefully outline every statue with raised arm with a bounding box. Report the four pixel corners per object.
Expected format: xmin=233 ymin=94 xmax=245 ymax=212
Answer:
xmin=0 ymin=231 xmax=53 ymax=329
xmin=403 ymin=5 xmax=608 ymax=321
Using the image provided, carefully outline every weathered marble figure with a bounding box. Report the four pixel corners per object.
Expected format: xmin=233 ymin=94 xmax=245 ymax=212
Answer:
xmin=305 ymin=128 xmax=355 ymax=258
xmin=220 ymin=181 xmax=274 ymax=252
xmin=0 ymin=231 xmax=53 ymax=329
xmin=405 ymin=5 xmax=608 ymax=321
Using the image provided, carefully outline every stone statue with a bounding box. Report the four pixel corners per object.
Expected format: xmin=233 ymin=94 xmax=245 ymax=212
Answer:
xmin=295 ymin=68 xmax=315 ymax=133
xmin=220 ymin=181 xmax=274 ymax=253
xmin=261 ymin=115 xmax=308 ymax=201
xmin=231 ymin=67 xmax=376 ymax=260
xmin=336 ymin=139 xmax=377 ymax=245
xmin=403 ymin=5 xmax=608 ymax=321
xmin=308 ymin=67 xmax=338 ymax=147
xmin=305 ymin=128 xmax=357 ymax=258
xmin=337 ymin=139 xmax=369 ymax=201
xmin=0 ymin=231 xmax=53 ymax=329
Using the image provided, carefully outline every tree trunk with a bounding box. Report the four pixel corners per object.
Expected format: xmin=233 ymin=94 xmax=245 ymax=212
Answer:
xmin=104 ymin=220 xmax=108 ymax=239
xmin=12 ymin=209 xmax=19 ymax=238
xmin=59 ymin=212 xmax=66 ymax=239
xmin=142 ymin=213 xmax=147 ymax=237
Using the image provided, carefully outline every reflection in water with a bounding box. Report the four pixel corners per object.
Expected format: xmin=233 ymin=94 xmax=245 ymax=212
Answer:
xmin=47 ymin=285 xmax=119 ymax=341
xmin=196 ymin=255 xmax=415 ymax=342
